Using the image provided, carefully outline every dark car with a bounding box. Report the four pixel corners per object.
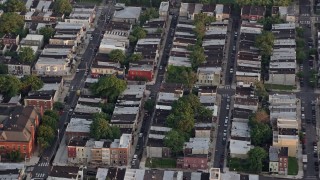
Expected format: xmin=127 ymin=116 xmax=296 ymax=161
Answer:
xmin=306 ymin=118 xmax=311 ymax=123
xmin=316 ymin=166 xmax=319 ymax=171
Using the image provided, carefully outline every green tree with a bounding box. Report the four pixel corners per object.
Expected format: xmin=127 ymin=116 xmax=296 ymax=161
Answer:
xmin=90 ymin=116 xmax=120 ymax=140
xmin=129 ymin=53 xmax=143 ymax=62
xmin=273 ymin=0 xmax=293 ymax=6
xmin=44 ymin=110 xmax=59 ymax=121
xmin=296 ymin=38 xmax=305 ymax=49
xmin=39 ymin=27 xmax=55 ymax=44
xmin=93 ymin=112 xmax=109 ymax=121
xmin=144 ymin=99 xmax=155 ymax=112
xmin=247 ymin=147 xmax=268 ymax=173
xmin=249 ymin=113 xmax=272 ymax=146
xmin=189 ymin=45 xmax=206 ymax=70
xmin=255 ymin=31 xmax=274 ymax=56
xmin=257 ymin=16 xmax=285 ymax=30
xmin=166 ymin=66 xmax=197 ymax=89
xmin=37 ymin=125 xmax=55 ymax=150
xmin=0 ymin=64 xmax=8 ymax=74
xmin=7 ymin=150 xmax=21 ymax=162
xmin=0 ymin=75 xmax=21 ymax=98
xmin=130 ymin=26 xmax=147 ymax=43
xmin=309 ymin=48 xmax=317 ymax=56
xmin=90 ymin=75 xmax=127 ymax=101
xmin=53 ymin=102 xmax=65 ymax=111
xmin=254 ymin=81 xmax=268 ymax=99
xmin=53 ymin=0 xmax=72 ymax=14
xmin=109 ymin=49 xmax=126 ymax=63
xmin=18 ymin=47 xmax=36 ymax=64
xmin=42 ymin=115 xmax=58 ymax=130
xmin=296 ymin=27 xmax=304 ymax=38
xmin=0 ymin=12 xmax=24 ymax=34
xmin=296 ymin=50 xmax=306 ymax=64
xmin=101 ymin=104 xmax=115 ymax=117
xmin=21 ymin=75 xmax=43 ymax=91
xmin=139 ymin=8 xmax=159 ymax=25
xmin=164 ymin=130 xmax=185 ymax=154
xmin=296 ymin=71 xmax=304 ymax=79
xmin=5 ymin=0 xmax=25 ymax=12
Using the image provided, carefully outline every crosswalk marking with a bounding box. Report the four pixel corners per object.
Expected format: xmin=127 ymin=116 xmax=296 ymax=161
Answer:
xmin=225 ymin=85 xmax=230 ymax=89
xmin=35 ymin=173 xmax=46 ymax=178
xmin=38 ymin=162 xmax=49 ymax=167
xmin=300 ymin=20 xmax=310 ymax=24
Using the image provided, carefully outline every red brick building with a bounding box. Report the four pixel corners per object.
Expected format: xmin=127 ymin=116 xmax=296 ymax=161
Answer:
xmin=241 ymin=6 xmax=266 ymax=21
xmin=24 ymin=90 xmax=55 ymax=111
xmin=0 ymin=34 xmax=20 ymax=46
xmin=278 ymin=147 xmax=289 ymax=175
xmin=176 ymin=154 xmax=208 ymax=170
xmin=0 ymin=105 xmax=39 ymax=159
xmin=128 ymin=64 xmax=154 ymax=81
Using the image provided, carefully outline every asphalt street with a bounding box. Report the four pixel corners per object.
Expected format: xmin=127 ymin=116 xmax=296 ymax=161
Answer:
xmin=212 ymin=11 xmax=238 ymax=170
xmin=30 ymin=3 xmax=114 ymax=179
xmin=298 ymin=0 xmax=319 ymax=179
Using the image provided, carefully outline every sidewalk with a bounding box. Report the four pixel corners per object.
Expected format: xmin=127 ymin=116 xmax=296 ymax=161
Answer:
xmin=53 ymin=133 xmax=68 ymax=166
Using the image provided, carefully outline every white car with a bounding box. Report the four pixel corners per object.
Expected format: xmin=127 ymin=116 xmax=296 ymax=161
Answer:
xmin=76 ymin=69 xmax=79 ymax=73
xmin=314 ymin=146 xmax=318 ymax=152
xmin=133 ymin=154 xmax=138 ymax=161
xmin=226 ymin=104 xmax=230 ymax=110
xmin=230 ymin=68 xmax=234 ymax=73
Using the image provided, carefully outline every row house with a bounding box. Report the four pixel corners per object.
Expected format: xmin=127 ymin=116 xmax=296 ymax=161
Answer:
xmin=48 ymin=166 xmax=84 ymax=180
xmin=147 ymin=83 xmax=184 ymax=158
xmin=98 ymin=167 xmax=211 ymax=180
xmin=272 ymin=118 xmax=299 ymax=157
xmin=0 ymin=56 xmax=32 ymax=76
xmin=159 ymin=1 xmax=169 ymax=19
xmin=215 ymin=4 xmax=231 ymax=22
xmin=98 ymin=29 xmax=130 ymax=54
xmin=91 ymin=53 xmax=124 ymax=78
xmin=241 ymin=5 xmax=266 ymax=22
xmin=269 ymin=93 xmax=298 ymax=122
xmin=179 ymin=3 xmax=202 ymax=20
xmin=267 ymin=23 xmax=296 ymax=86
xmin=65 ymin=118 xmax=92 ymax=143
xmin=198 ymin=24 xmax=228 ymax=86
xmin=272 ymin=5 xmax=296 ymax=23
xmin=28 ymin=0 xmax=53 ymax=12
xmin=67 ymin=134 xmax=132 ymax=166
xmin=24 ymin=77 xmax=63 ymax=111
xmin=269 ymin=146 xmax=289 ymax=175
xmin=112 ymin=5 xmax=141 ymax=24
xmin=21 ymin=11 xmax=64 ymax=23
xmin=20 ymin=34 xmax=44 ymax=48
xmin=66 ymin=5 xmax=96 ymax=29
xmin=0 ymin=34 xmax=19 ymax=46
xmin=0 ymin=105 xmax=39 ymax=159
xmin=111 ymin=82 xmax=146 ymax=132
xmin=235 ymin=22 xmax=262 ymax=87
xmin=168 ymin=20 xmax=195 ymax=67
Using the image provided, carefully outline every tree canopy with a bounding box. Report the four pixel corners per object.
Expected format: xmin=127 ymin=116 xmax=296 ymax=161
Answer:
xmin=4 ymin=0 xmax=26 ymax=12
xmin=37 ymin=110 xmax=59 ymax=151
xmin=0 ymin=75 xmax=21 ymax=98
xmin=129 ymin=26 xmax=147 ymax=43
xmin=139 ymin=8 xmax=159 ymax=25
xmin=39 ymin=27 xmax=55 ymax=44
xmin=21 ymin=75 xmax=44 ymax=92
xmin=236 ymin=0 xmax=292 ymax=6
xmin=0 ymin=64 xmax=8 ymax=74
xmin=189 ymin=45 xmax=206 ymax=70
xmin=18 ymin=47 xmax=36 ymax=64
xmin=53 ymin=0 xmax=72 ymax=14
xmin=90 ymin=114 xmax=121 ymax=140
xmin=108 ymin=49 xmax=126 ymax=63
xmin=166 ymin=94 xmax=212 ymax=134
xmin=0 ymin=12 xmax=24 ymax=34
xmin=257 ymin=16 xmax=285 ymax=30
xmin=255 ymin=31 xmax=274 ymax=56
xmin=129 ymin=53 xmax=143 ymax=62
xmin=164 ymin=130 xmax=185 ymax=154
xmin=166 ymin=66 xmax=197 ymax=89
xmin=249 ymin=112 xmax=272 ymax=146
xmin=247 ymin=147 xmax=268 ymax=173
xmin=90 ymin=75 xmax=127 ymax=101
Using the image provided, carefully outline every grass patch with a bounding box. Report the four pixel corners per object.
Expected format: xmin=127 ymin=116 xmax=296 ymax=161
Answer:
xmin=288 ymin=157 xmax=298 ymax=175
xmin=145 ymin=158 xmax=177 ymax=168
xmin=228 ymin=158 xmax=250 ymax=172
xmin=265 ymin=84 xmax=296 ymax=91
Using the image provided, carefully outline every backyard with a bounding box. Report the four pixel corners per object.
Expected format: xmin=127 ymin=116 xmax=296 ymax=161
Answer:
xmin=288 ymin=157 xmax=298 ymax=175
xmin=145 ymin=158 xmax=177 ymax=168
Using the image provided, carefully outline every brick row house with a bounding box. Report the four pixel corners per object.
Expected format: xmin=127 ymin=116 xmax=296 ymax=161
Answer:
xmin=0 ymin=105 xmax=40 ymax=159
